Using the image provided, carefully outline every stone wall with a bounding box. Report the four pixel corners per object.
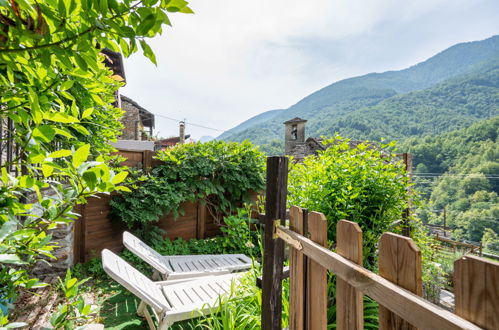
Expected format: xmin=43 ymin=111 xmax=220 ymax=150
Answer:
xmin=120 ymin=97 xmax=140 ymax=140
xmin=26 ymin=190 xmax=75 ymax=276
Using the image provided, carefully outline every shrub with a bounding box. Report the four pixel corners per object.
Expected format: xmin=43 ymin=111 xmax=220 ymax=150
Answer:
xmin=288 ymin=137 xmax=411 ymax=267
xmin=288 ymin=136 xmax=427 ymax=327
xmin=110 ymin=141 xmax=265 ymax=237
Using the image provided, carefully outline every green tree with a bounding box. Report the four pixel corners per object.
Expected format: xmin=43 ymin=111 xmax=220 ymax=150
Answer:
xmin=0 ymin=0 xmax=192 ymax=325
xmin=482 ymin=228 xmax=499 ymax=253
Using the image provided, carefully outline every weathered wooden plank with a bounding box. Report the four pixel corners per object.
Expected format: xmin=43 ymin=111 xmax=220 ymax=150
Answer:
xmin=336 ymin=220 xmax=363 ymax=330
xmin=275 ymin=226 xmax=480 ymax=330
xmin=307 ymin=212 xmax=327 ymax=330
xmin=455 ymin=255 xmax=499 ymax=329
xmin=197 ymin=201 xmax=206 ymax=239
xmin=261 ymin=156 xmax=288 ymax=330
xmin=379 ymin=233 xmax=422 ymax=330
xmin=485 ymin=259 xmax=499 ymax=328
xmin=289 ymin=205 xmax=305 ymax=330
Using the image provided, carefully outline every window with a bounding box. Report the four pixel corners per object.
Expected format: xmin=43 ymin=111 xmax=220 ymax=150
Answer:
xmin=291 ymin=124 xmax=298 ymax=140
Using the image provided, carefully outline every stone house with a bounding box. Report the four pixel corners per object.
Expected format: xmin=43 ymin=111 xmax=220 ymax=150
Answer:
xmin=284 ymin=117 xmax=377 ymax=162
xmin=119 ymin=95 xmax=155 ymax=140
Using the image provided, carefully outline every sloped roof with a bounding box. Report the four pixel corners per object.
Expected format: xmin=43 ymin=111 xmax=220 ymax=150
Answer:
xmin=283 ymin=117 xmax=307 ymax=124
xmin=120 ymin=95 xmax=155 ymax=128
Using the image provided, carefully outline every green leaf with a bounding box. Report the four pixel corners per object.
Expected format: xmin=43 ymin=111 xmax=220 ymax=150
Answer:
xmin=74 ymin=53 xmax=88 ymax=71
xmin=66 ymin=277 xmax=77 ymax=289
xmin=72 ymin=124 xmax=90 ymax=135
xmin=54 ymin=128 xmax=76 ymax=139
xmin=137 ymin=13 xmax=156 ymax=35
xmin=81 ymin=108 xmax=94 ymax=119
xmin=49 ymin=150 xmax=72 ymax=158
xmin=115 ymin=185 xmax=132 ymax=192
xmin=73 ymin=144 xmax=90 ymax=168
xmin=82 ymin=171 xmax=97 ymax=190
xmin=81 ymin=304 xmax=91 ymax=315
xmin=99 ymin=0 xmax=108 ymax=14
xmin=5 ymin=322 xmax=28 ymax=329
xmin=111 ymin=171 xmax=128 ymax=184
xmin=60 ymin=80 xmax=74 ymax=91
xmin=33 ymin=125 xmax=56 ymax=143
xmin=42 ymin=164 xmax=54 ymax=177
xmin=28 ymin=88 xmax=43 ymax=124
xmin=0 ymin=221 xmax=17 ymax=243
xmin=140 ymin=40 xmax=157 ymax=65
xmin=44 ymin=112 xmax=79 ymax=123
xmin=0 ymin=254 xmax=25 ymax=265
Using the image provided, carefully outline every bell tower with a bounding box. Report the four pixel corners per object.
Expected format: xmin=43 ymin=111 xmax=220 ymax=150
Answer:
xmin=284 ymin=117 xmax=307 ymax=154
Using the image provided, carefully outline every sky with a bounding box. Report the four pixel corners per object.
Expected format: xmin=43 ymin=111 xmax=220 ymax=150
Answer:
xmin=120 ymin=0 xmax=499 ymax=140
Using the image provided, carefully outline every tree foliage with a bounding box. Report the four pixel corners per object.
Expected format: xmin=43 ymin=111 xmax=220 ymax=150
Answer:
xmin=0 ymin=0 xmax=192 ymax=323
xmin=288 ymin=137 xmax=411 ymax=266
xmin=402 ymin=117 xmax=499 ymax=252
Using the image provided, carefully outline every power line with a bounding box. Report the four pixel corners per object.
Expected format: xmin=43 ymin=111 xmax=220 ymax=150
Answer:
xmin=413 ymin=174 xmax=499 ymax=179
xmin=413 ymin=172 xmax=499 ymax=177
xmin=153 ymin=113 xmax=225 ymax=132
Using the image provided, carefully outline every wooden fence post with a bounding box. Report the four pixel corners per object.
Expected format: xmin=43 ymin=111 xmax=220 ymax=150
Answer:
xmin=143 ymin=150 xmax=154 ymax=172
xmin=289 ymin=206 xmax=306 ymax=330
xmin=454 ymin=255 xmax=499 ymax=329
xmin=402 ymin=153 xmax=413 ymax=237
xmin=336 ymin=220 xmax=363 ymax=330
xmin=72 ymin=204 xmax=84 ymax=264
xmin=307 ymin=211 xmax=328 ymax=330
xmin=378 ymin=233 xmax=422 ymax=330
xmin=197 ymin=201 xmax=206 ymax=239
xmin=261 ymin=156 xmax=288 ymax=330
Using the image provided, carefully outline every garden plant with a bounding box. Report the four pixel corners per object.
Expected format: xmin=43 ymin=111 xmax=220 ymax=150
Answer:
xmin=0 ymin=0 xmax=193 ymax=327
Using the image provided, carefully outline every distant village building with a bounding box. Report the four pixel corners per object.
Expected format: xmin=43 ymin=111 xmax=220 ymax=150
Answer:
xmin=284 ymin=117 xmax=376 ymax=162
xmin=154 ymin=121 xmax=191 ymax=150
xmin=101 ymin=48 xmax=155 ymax=142
xmin=119 ymin=95 xmax=155 ymax=140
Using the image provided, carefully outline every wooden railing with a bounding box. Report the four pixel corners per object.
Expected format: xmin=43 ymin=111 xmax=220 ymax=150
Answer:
xmin=261 ymin=156 xmax=499 ymax=330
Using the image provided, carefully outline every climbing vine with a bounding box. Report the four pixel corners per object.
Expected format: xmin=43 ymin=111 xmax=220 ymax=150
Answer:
xmin=110 ymin=141 xmax=266 ymax=232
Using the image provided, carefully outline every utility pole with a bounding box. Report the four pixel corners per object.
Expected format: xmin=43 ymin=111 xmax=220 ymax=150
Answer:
xmin=443 ymin=207 xmax=447 ymax=237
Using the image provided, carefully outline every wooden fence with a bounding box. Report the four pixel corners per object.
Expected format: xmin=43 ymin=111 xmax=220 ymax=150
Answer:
xmin=73 ymin=195 xmax=223 ymax=263
xmin=73 ymin=148 xmax=255 ymax=263
xmin=261 ymin=156 xmax=499 ymax=330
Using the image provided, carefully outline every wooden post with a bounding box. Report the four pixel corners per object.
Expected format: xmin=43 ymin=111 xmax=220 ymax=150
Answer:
xmin=261 ymin=156 xmax=288 ymax=330
xmin=143 ymin=150 xmax=154 ymax=172
xmin=307 ymin=211 xmax=327 ymax=330
xmin=72 ymin=204 xmax=83 ymax=264
xmin=302 ymin=209 xmax=309 ymax=329
xmin=197 ymin=201 xmax=206 ymax=239
xmin=454 ymin=255 xmax=499 ymax=329
xmin=336 ymin=220 xmax=363 ymax=330
xmin=402 ymin=153 xmax=413 ymax=237
xmin=379 ymin=233 xmax=422 ymax=330
xmin=289 ymin=206 xmax=306 ymax=330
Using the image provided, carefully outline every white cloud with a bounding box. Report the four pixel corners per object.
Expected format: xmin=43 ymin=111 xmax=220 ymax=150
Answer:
xmin=121 ymin=0 xmax=499 ymax=139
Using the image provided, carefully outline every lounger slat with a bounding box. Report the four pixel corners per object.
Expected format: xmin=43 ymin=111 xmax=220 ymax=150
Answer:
xmin=123 ymin=232 xmax=252 ymax=280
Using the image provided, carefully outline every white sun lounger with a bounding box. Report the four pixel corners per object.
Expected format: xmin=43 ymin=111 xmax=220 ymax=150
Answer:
xmin=123 ymin=231 xmax=252 ymax=280
xmin=102 ymin=249 xmax=244 ymax=330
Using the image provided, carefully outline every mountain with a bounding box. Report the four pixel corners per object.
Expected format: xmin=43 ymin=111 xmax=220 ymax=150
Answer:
xmin=199 ymin=135 xmax=214 ymax=143
xmin=217 ymin=109 xmax=284 ymax=140
xmin=219 ymin=35 xmax=499 ymax=153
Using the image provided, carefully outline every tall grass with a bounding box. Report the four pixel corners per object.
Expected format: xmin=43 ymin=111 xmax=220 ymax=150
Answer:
xmin=195 ymin=266 xmax=289 ymax=329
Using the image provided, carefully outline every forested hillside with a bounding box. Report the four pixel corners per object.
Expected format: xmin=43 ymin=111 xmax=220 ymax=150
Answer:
xmin=401 ymin=117 xmax=499 ymax=252
xmin=219 ymin=35 xmax=499 ymax=154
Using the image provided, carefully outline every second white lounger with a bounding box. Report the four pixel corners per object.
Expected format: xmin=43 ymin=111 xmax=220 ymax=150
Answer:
xmin=102 ymin=249 xmax=244 ymax=330
xmin=123 ymin=231 xmax=252 ymax=280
